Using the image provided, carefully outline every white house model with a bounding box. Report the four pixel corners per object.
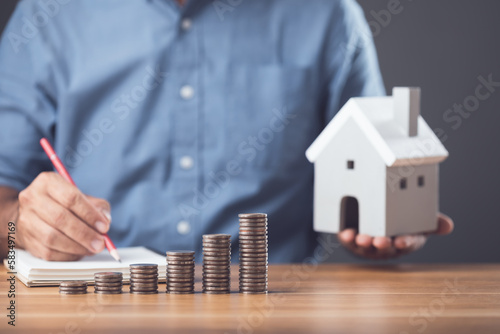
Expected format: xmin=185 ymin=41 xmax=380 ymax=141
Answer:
xmin=306 ymin=87 xmax=448 ymax=237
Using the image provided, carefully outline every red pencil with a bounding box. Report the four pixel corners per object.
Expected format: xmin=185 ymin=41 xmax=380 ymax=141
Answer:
xmin=39 ymin=138 xmax=121 ymax=262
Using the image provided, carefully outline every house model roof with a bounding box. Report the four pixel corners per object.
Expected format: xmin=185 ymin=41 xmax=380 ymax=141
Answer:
xmin=306 ymin=87 xmax=449 ymax=167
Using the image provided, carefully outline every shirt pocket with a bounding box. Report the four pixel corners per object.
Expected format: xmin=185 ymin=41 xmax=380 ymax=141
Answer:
xmin=223 ymin=64 xmax=320 ymax=172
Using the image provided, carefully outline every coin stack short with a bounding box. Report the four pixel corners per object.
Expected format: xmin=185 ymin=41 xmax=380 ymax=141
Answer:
xmin=59 ymin=281 xmax=87 ymax=295
xmin=166 ymin=251 xmax=195 ymax=294
xmin=202 ymin=234 xmax=231 ymax=294
xmin=129 ymin=264 xmax=158 ymax=294
xmin=239 ymin=213 xmax=268 ymax=294
xmin=94 ymin=272 xmax=123 ymax=294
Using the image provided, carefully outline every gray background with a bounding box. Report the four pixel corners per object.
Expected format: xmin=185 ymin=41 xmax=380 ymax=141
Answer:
xmin=1 ymin=1 xmax=498 ymax=263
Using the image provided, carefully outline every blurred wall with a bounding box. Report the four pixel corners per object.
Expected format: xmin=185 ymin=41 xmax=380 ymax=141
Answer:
xmin=1 ymin=0 xmax=499 ymax=263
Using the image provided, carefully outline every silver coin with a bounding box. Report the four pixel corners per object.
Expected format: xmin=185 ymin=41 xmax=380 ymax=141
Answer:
xmin=168 ymin=277 xmax=193 ymax=283
xmin=202 ymin=234 xmax=231 ymax=239
xmin=129 ymin=278 xmax=157 ymax=283
xmin=130 ymin=290 xmax=158 ymax=294
xmin=239 ymin=253 xmax=268 ymax=258
xmin=202 ymin=247 xmax=231 ymax=253
xmin=94 ymin=272 xmax=123 ymax=278
xmin=239 ymin=235 xmax=268 ymax=240
xmin=202 ymin=251 xmax=230 ymax=257
xmin=240 ymin=277 xmax=267 ymax=283
xmin=166 ymin=260 xmax=195 ymax=265
xmin=239 ymin=228 xmax=266 ymax=232
xmin=238 ymin=213 xmax=267 ymax=219
xmin=130 ymin=287 xmax=158 ymax=292
xmin=94 ymin=282 xmax=123 ymax=288
xmin=60 ymin=280 xmax=87 ymax=287
xmin=130 ymin=263 xmax=158 ymax=268
xmin=94 ymin=287 xmax=123 ymax=292
xmin=167 ymin=268 xmax=194 ymax=276
xmin=203 ymin=268 xmax=230 ymax=273
xmin=94 ymin=290 xmax=122 ymax=294
xmin=130 ymin=282 xmax=158 ymax=288
xmin=166 ymin=250 xmax=195 ymax=256
xmin=59 ymin=290 xmax=87 ymax=295
xmin=203 ymin=260 xmax=231 ymax=265
xmin=202 ymin=274 xmax=230 ymax=279
xmin=94 ymin=277 xmax=123 ymax=283
xmin=167 ymin=290 xmax=194 ymax=294
xmin=240 ymin=260 xmax=268 ymax=266
xmin=203 ymin=290 xmax=230 ymax=294
xmin=202 ymin=286 xmax=231 ymax=291
xmin=239 ymin=273 xmax=268 ymax=279
xmin=239 ymin=247 xmax=268 ymax=253
xmin=167 ymin=265 xmax=195 ymax=270
xmin=203 ymin=283 xmax=230 ymax=288
xmin=166 ymin=286 xmax=194 ymax=291
xmin=130 ymin=273 xmax=158 ymax=278
xmin=239 ymin=290 xmax=267 ymax=294
xmin=202 ymin=256 xmax=231 ymax=261
xmin=239 ymin=269 xmax=268 ymax=274
xmin=202 ymin=267 xmax=230 ymax=272
xmin=167 ymin=273 xmax=195 ymax=278
xmin=203 ymin=280 xmax=230 ymax=285
xmin=238 ymin=218 xmax=268 ymax=223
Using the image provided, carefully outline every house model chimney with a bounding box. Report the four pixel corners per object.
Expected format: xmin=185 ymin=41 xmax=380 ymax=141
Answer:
xmin=393 ymin=87 xmax=420 ymax=137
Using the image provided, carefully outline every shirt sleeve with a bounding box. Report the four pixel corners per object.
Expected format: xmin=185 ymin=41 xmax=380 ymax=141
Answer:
xmin=325 ymin=0 xmax=386 ymax=123
xmin=0 ymin=2 xmax=55 ymax=191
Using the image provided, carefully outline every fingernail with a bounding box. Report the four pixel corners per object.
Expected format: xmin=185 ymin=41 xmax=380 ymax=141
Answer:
xmin=95 ymin=221 xmax=108 ymax=233
xmin=91 ymin=239 xmax=104 ymax=252
xmin=102 ymin=210 xmax=112 ymax=223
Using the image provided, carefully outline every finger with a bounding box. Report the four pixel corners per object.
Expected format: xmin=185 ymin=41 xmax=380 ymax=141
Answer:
xmin=28 ymin=239 xmax=83 ymax=261
xmin=394 ymin=235 xmax=427 ymax=251
xmin=22 ymin=210 xmax=91 ymax=256
xmin=85 ymin=195 xmax=112 ymax=222
xmin=434 ymin=213 xmax=454 ymax=235
xmin=338 ymin=228 xmax=357 ymax=245
xmin=39 ymin=172 xmax=110 ymax=231
xmin=372 ymin=236 xmax=392 ymax=250
xmin=355 ymin=234 xmax=373 ymax=248
xmin=29 ymin=196 xmax=106 ymax=253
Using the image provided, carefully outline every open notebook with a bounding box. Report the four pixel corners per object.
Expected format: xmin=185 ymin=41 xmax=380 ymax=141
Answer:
xmin=6 ymin=247 xmax=167 ymax=287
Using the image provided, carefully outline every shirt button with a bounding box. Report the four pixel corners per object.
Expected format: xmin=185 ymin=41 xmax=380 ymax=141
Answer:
xmin=180 ymin=156 xmax=194 ymax=170
xmin=180 ymin=85 xmax=194 ymax=100
xmin=181 ymin=18 xmax=192 ymax=31
xmin=177 ymin=221 xmax=191 ymax=235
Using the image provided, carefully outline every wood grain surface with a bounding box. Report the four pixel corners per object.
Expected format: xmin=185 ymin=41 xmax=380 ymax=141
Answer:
xmin=1 ymin=264 xmax=499 ymax=333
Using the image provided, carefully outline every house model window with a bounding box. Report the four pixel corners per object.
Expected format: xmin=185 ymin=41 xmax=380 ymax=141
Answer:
xmin=347 ymin=160 xmax=354 ymax=169
xmin=400 ymin=178 xmax=407 ymax=190
xmin=418 ymin=176 xmax=425 ymax=187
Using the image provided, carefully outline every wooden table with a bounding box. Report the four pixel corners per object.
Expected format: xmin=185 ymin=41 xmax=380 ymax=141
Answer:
xmin=1 ymin=264 xmax=499 ymax=333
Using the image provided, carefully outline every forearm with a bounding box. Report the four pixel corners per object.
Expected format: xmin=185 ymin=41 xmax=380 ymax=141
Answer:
xmin=0 ymin=186 xmax=20 ymax=259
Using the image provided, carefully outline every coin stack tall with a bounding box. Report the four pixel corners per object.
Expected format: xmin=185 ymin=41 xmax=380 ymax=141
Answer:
xmin=202 ymin=234 xmax=231 ymax=294
xmin=94 ymin=272 xmax=123 ymax=294
xmin=238 ymin=213 xmax=268 ymax=294
xmin=129 ymin=264 xmax=158 ymax=294
xmin=59 ymin=281 xmax=87 ymax=295
xmin=166 ymin=251 xmax=195 ymax=294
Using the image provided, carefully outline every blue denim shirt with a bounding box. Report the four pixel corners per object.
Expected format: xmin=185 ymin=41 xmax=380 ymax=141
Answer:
xmin=0 ymin=0 xmax=384 ymax=262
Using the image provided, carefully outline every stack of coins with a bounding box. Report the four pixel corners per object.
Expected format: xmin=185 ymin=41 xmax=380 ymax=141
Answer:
xmin=129 ymin=264 xmax=158 ymax=294
xmin=202 ymin=234 xmax=231 ymax=294
xmin=239 ymin=213 xmax=268 ymax=294
xmin=59 ymin=281 xmax=87 ymax=295
xmin=94 ymin=272 xmax=123 ymax=294
xmin=166 ymin=251 xmax=195 ymax=294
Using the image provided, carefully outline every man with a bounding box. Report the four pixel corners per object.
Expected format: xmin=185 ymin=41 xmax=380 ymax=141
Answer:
xmin=0 ymin=0 xmax=453 ymax=262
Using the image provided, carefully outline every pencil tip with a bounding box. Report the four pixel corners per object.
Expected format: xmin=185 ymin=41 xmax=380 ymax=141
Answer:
xmin=109 ymin=249 xmax=121 ymax=263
